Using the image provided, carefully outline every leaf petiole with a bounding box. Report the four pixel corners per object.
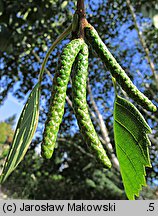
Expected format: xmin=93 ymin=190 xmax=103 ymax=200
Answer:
xmin=112 ymin=77 xmax=117 ymax=97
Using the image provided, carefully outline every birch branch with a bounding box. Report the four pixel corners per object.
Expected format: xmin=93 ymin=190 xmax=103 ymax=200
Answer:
xmin=126 ymin=0 xmax=158 ymax=87
xmin=87 ymin=81 xmax=120 ymax=171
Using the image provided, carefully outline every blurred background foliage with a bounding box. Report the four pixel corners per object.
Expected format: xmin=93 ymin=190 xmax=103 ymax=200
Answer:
xmin=0 ymin=0 xmax=158 ymax=199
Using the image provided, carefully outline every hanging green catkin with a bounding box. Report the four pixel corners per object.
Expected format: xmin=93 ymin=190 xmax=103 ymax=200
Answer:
xmin=41 ymin=38 xmax=84 ymax=159
xmin=84 ymin=24 xmax=157 ymax=112
xmin=72 ymin=42 xmax=111 ymax=168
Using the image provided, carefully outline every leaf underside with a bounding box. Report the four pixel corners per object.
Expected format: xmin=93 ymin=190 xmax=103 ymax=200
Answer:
xmin=114 ymin=95 xmax=152 ymax=200
xmin=0 ymin=83 xmax=40 ymax=183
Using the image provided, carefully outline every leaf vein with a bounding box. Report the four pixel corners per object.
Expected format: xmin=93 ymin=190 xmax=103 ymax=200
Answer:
xmin=115 ymin=119 xmax=147 ymax=163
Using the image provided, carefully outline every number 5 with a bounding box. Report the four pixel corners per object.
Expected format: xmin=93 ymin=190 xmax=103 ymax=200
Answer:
xmin=148 ymin=203 xmax=154 ymax=211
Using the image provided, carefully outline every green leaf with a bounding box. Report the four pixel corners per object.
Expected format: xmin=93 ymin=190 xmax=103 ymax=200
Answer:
xmin=114 ymin=95 xmax=152 ymax=200
xmin=0 ymin=83 xmax=40 ymax=183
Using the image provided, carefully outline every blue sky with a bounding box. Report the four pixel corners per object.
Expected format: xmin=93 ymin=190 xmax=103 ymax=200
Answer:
xmin=0 ymin=93 xmax=23 ymax=126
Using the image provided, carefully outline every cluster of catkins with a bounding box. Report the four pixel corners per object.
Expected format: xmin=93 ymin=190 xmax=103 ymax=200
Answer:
xmin=41 ymin=21 xmax=157 ymax=168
